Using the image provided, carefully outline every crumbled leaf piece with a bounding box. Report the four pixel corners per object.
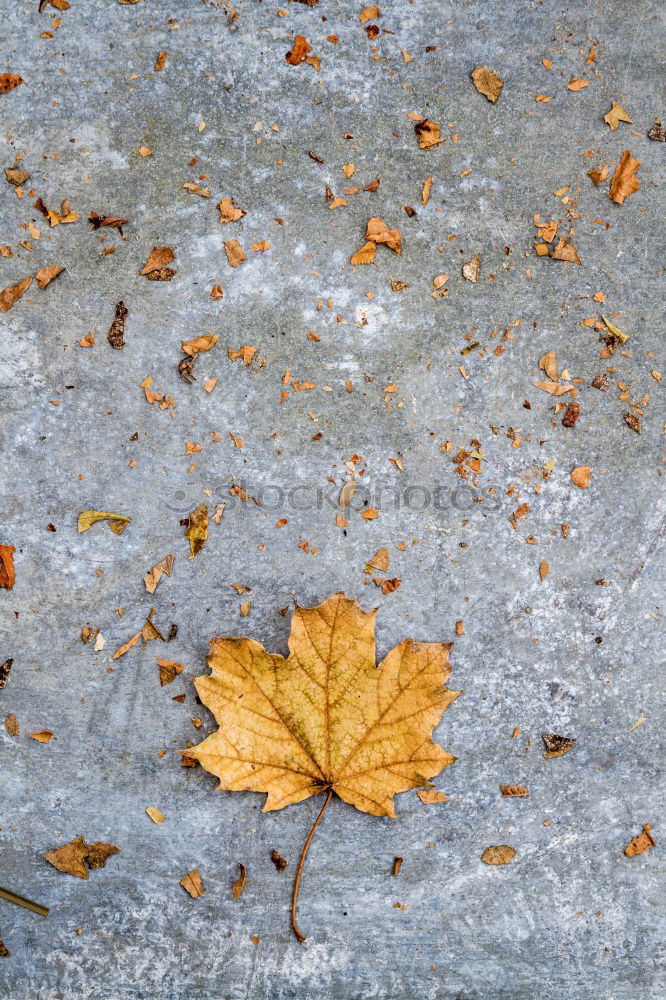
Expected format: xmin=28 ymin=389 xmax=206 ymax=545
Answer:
xmin=183 ymin=181 xmax=211 ymax=198
xmin=158 ymin=658 xmax=184 ymax=686
xmin=539 ymin=560 xmax=551 ymax=581
xmin=431 ymin=273 xmax=449 ymax=298
xmin=414 ymin=119 xmax=442 ymax=149
xmin=392 ymin=856 xmax=403 ymax=876
xmin=232 ymin=863 xmax=247 ymax=899
xmin=0 ymin=547 xmax=16 ymax=590
xmin=271 ymin=850 xmax=288 ymax=872
xmin=500 ymin=785 xmax=529 ymax=798
xmin=351 ymin=241 xmax=376 ymax=265
xmin=470 ymin=66 xmax=503 ymax=103
xmin=182 ymin=334 xmax=218 ymax=356
xmin=422 ymin=175 xmax=433 ymax=205
xmin=609 ymin=151 xmax=641 ymax=204
xmin=604 ymin=102 xmax=632 ymax=131
xmin=113 ymin=632 xmax=140 ymax=659
xmin=366 ymin=217 xmax=402 ymax=254
xmin=0 ymin=657 xmax=13 ymax=687
xmin=45 ymin=836 xmax=118 ymax=879
xmin=0 ymin=74 xmax=23 ymax=94
xmin=624 ymin=412 xmax=641 ymax=434
xmin=78 ymin=510 xmax=131 ymax=534
xmin=533 ymin=380 xmax=571 ymax=396
xmin=144 ymin=553 xmax=175 ymax=594
xmin=180 ymin=869 xmax=204 ymax=897
xmin=542 ymin=733 xmax=575 ymax=758
xmin=482 ymin=846 xmax=516 ymax=865
xmin=224 ymin=239 xmax=246 ymax=268
xmin=217 ymin=197 xmax=246 ymax=223
xmin=228 ymin=345 xmax=257 ymax=365
xmin=587 ymin=165 xmax=609 ymax=187
xmin=4 ymin=164 xmax=30 ymax=186
xmin=30 ymin=731 xmax=53 ymax=743
xmin=0 ymin=938 xmax=8 ymax=958
xmin=562 ymin=401 xmax=580 ymax=427
xmin=146 ymin=807 xmax=165 ymax=824
xmin=416 ymin=789 xmax=450 ymax=804
xmin=647 ymin=122 xmax=666 ymax=142
xmin=601 ymin=315 xmax=629 ymax=344
xmin=567 ymin=77 xmax=589 ymax=91
xmin=141 ymin=246 xmax=176 ymax=275
xmin=5 ymin=713 xmax=19 ymax=737
xmin=35 ymin=266 xmax=64 ymax=289
xmin=154 ymin=50 xmax=166 ymax=71
xmin=185 ymin=504 xmax=208 ymax=557
xmin=359 ymin=6 xmax=380 ymax=22
xmin=107 ymin=301 xmax=128 ymax=350
xmin=285 ymin=35 xmax=312 ymax=66
xmin=88 ymin=212 xmax=128 ymax=233
xmin=539 ymin=351 xmax=558 ymax=381
xmin=367 ymin=547 xmax=389 ymax=572
xmin=0 ymin=275 xmax=32 ymax=313
xmin=570 ymin=467 xmax=590 ymax=489
xmin=462 ymin=252 xmax=481 ymax=282
xmin=85 ymin=842 xmax=121 ymax=870
xmin=624 ymin=824 xmax=656 ymax=858
xmin=550 ymin=239 xmax=581 ymax=264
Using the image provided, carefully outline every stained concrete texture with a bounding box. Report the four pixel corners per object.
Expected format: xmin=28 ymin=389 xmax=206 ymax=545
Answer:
xmin=0 ymin=0 xmax=664 ymax=997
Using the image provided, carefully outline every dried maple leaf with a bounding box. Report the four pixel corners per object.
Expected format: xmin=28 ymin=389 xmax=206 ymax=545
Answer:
xmin=0 ymin=275 xmax=32 ymax=313
xmin=471 ymin=66 xmax=503 ymax=103
xmin=0 ymin=74 xmax=23 ymax=95
xmin=0 ymin=546 xmax=16 ymax=590
xmin=609 ymin=151 xmax=641 ymax=204
xmin=188 ymin=592 xmax=460 ymax=940
xmin=604 ymin=102 xmax=632 ymax=131
xmin=624 ymin=824 xmax=656 ymax=858
xmin=78 ymin=510 xmax=131 ymax=535
xmin=44 ymin=836 xmax=119 ymax=878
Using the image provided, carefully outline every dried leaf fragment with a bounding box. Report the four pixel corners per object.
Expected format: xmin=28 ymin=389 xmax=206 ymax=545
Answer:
xmin=471 ymin=66 xmax=503 ymax=103
xmin=482 ymin=846 xmax=516 ymax=865
xmin=232 ymin=863 xmax=247 ymax=899
xmin=624 ymin=824 xmax=656 ymax=858
xmin=141 ymin=246 xmax=176 ymax=276
xmin=107 ymin=301 xmax=128 ymax=349
xmin=0 ymin=275 xmax=32 ymax=313
xmin=0 ymin=74 xmax=23 ymax=95
xmin=350 ymin=241 xmax=376 ymax=266
xmin=180 ymin=869 xmax=204 ymax=897
xmin=185 ymin=503 xmax=208 ymax=557
xmin=224 ymin=239 xmax=246 ymax=268
xmin=0 ymin=546 xmax=16 ymax=590
xmin=366 ymin=217 xmax=402 ymax=254
xmin=550 ymin=239 xmax=581 ymax=264
xmin=217 ymin=197 xmax=246 ymax=223
xmin=78 ymin=510 xmax=131 ymax=534
xmin=88 ymin=212 xmax=128 ymax=233
xmin=158 ymin=658 xmax=184 ymax=686
xmin=462 ymin=252 xmax=481 ymax=282
xmin=182 ymin=334 xmax=218 ymax=356
xmin=271 ymin=850 xmax=288 ymax=872
xmin=30 ymin=731 xmax=53 ymax=743
xmin=285 ymin=35 xmax=312 ymax=66
xmin=44 ymin=836 xmax=119 ymax=878
xmin=0 ymin=658 xmax=13 ymax=689
xmin=183 ymin=181 xmax=210 ymax=198
xmin=570 ymin=467 xmax=590 ymax=489
xmin=567 ymin=77 xmax=589 ymax=91
xmin=5 ymin=713 xmax=19 ymax=736
xmin=500 ymin=785 xmax=529 ymax=798
xmin=416 ymin=789 xmax=450 ymax=804
xmin=414 ymin=119 xmax=442 ymax=149
xmin=5 ymin=164 xmax=30 ymax=186
xmin=144 ymin=553 xmax=175 ymax=594
xmin=609 ymin=151 xmax=640 ymax=205
xmin=431 ymin=273 xmax=449 ymax=298
xmin=35 ymin=266 xmax=64 ymax=289
xmin=539 ymin=560 xmax=551 ymax=581
xmin=146 ymin=807 xmax=165 ymax=824
xmin=542 ymin=733 xmax=575 ymax=758
xmin=604 ymin=102 xmax=632 ymax=131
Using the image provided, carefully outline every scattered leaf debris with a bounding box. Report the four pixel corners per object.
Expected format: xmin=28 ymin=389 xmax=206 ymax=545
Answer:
xmin=542 ymin=733 xmax=575 ymax=759
xmin=44 ymin=836 xmax=119 ymax=878
xmin=481 ymin=846 xmax=516 ymax=865
xmin=624 ymin=825 xmax=656 ymax=858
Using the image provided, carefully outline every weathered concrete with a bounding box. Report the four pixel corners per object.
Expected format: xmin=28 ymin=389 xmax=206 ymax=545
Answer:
xmin=0 ymin=1 xmax=664 ymax=997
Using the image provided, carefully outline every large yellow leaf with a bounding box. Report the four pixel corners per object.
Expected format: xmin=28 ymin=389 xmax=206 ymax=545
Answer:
xmin=190 ymin=592 xmax=460 ymax=818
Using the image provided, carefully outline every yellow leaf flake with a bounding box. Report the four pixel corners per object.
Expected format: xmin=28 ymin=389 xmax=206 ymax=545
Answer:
xmin=77 ymin=510 xmax=131 ymax=534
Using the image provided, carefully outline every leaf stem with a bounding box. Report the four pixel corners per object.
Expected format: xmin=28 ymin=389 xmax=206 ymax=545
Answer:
xmin=291 ymin=786 xmax=333 ymax=943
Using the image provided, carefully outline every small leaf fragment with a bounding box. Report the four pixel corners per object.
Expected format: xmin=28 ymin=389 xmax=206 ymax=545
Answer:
xmin=604 ymin=102 xmax=632 ymax=131
xmin=146 ymin=807 xmax=165 ymax=824
xmin=185 ymin=503 xmax=208 ymax=557
xmin=180 ymin=869 xmax=205 ymax=897
xmin=542 ymin=733 xmax=575 ymax=758
xmin=624 ymin=824 xmax=656 ymax=858
xmin=144 ymin=553 xmax=175 ymax=594
xmin=270 ymin=850 xmax=288 ymax=872
xmin=481 ymin=846 xmax=516 ymax=865
xmin=470 ymin=65 xmax=503 ymax=103
xmin=0 ymin=546 xmax=16 ymax=590
xmin=35 ymin=266 xmax=64 ymax=289
xmin=609 ymin=150 xmax=641 ymax=205
xmin=462 ymin=252 xmax=481 ymax=282
xmin=499 ymin=785 xmax=529 ymax=798
xmin=0 ymin=658 xmax=13 ymax=687
xmin=416 ymin=789 xmax=450 ymax=804
xmin=539 ymin=560 xmax=551 ymax=581
xmin=0 ymin=275 xmax=32 ymax=313
xmin=78 ymin=510 xmax=131 ymax=534
xmin=570 ymin=467 xmax=590 ymax=489
xmin=232 ymin=863 xmax=247 ymax=899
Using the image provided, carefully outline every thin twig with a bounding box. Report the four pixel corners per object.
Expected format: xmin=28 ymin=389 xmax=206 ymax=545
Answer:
xmin=0 ymin=886 xmax=49 ymax=917
xmin=291 ymin=786 xmax=333 ymax=943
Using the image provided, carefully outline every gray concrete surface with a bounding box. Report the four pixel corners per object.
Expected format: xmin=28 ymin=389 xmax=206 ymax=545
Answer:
xmin=0 ymin=0 xmax=664 ymax=997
